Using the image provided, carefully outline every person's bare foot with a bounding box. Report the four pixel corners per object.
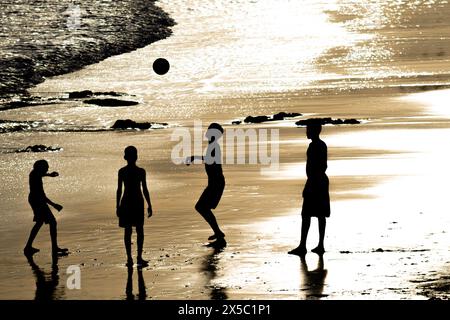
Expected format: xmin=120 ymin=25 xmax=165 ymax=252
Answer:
xmin=208 ymin=231 xmax=225 ymax=241
xmin=311 ymin=246 xmax=325 ymax=255
xmin=23 ymin=247 xmax=40 ymax=256
xmin=288 ymin=246 xmax=307 ymax=256
xmin=137 ymin=257 xmax=149 ymax=267
xmin=52 ymin=247 xmax=69 ymax=257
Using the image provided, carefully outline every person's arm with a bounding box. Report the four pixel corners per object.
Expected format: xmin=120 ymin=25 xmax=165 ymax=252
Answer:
xmin=141 ymin=170 xmax=152 ymax=218
xmin=44 ymin=171 xmax=59 ymax=177
xmin=116 ymin=170 xmax=123 ymax=217
xmin=185 ymin=155 xmax=204 ymax=165
xmin=46 ymin=197 xmax=63 ymax=211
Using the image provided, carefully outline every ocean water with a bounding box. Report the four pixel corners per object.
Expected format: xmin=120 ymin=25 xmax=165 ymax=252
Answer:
xmin=0 ymin=0 xmax=174 ymax=95
xmin=0 ymin=0 xmax=448 ymax=128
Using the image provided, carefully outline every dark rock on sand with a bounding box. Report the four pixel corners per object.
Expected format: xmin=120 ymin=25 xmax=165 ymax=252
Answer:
xmin=68 ymin=90 xmax=128 ymax=99
xmin=68 ymin=90 xmax=93 ymax=99
xmin=16 ymin=145 xmax=62 ymax=153
xmin=272 ymin=112 xmax=302 ymax=121
xmin=94 ymin=91 xmax=127 ymax=97
xmin=244 ymin=115 xmax=271 ymax=123
xmin=243 ymin=112 xmax=302 ymax=124
xmin=295 ymin=117 xmax=361 ymax=126
xmin=111 ymin=119 xmax=168 ymax=130
xmin=232 ymin=120 xmax=242 ymax=125
xmin=84 ymin=99 xmax=139 ymax=107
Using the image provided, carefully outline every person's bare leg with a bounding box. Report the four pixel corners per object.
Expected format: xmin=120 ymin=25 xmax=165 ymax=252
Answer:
xmin=136 ymin=225 xmax=148 ymax=266
xmin=50 ymin=220 xmax=68 ymax=256
xmin=289 ymin=216 xmax=310 ymax=255
xmin=24 ymin=221 xmax=43 ymax=255
xmin=50 ymin=220 xmax=58 ymax=252
xmin=124 ymin=227 xmax=133 ymax=266
xmin=195 ymin=203 xmax=225 ymax=240
xmin=312 ymin=217 xmax=326 ymax=254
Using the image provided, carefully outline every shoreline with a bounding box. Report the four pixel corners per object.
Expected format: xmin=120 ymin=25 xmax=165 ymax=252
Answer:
xmin=0 ymin=0 xmax=449 ymax=300
xmin=0 ymin=0 xmax=175 ymax=98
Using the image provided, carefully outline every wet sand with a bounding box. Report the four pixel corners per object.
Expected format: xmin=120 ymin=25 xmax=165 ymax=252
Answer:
xmin=0 ymin=89 xmax=449 ymax=300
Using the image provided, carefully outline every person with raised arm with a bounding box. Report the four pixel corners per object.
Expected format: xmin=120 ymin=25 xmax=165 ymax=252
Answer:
xmin=24 ymin=160 xmax=68 ymax=258
xmin=186 ymin=123 xmax=226 ymax=244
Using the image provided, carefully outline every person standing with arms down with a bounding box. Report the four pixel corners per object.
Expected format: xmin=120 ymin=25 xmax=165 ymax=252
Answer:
xmin=186 ymin=123 xmax=226 ymax=244
xmin=24 ymin=160 xmax=68 ymax=258
xmin=289 ymin=123 xmax=330 ymax=256
xmin=117 ymin=146 xmax=153 ymax=267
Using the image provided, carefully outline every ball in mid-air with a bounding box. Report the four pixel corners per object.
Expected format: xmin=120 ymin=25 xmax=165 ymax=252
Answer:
xmin=152 ymin=58 xmax=170 ymax=75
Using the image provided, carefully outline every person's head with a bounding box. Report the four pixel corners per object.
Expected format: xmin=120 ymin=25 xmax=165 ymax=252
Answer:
xmin=306 ymin=123 xmax=322 ymax=140
xmin=205 ymin=123 xmax=224 ymax=142
xmin=33 ymin=160 xmax=49 ymax=175
xmin=124 ymin=146 xmax=138 ymax=164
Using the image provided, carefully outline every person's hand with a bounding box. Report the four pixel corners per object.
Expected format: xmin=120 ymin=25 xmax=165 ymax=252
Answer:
xmin=53 ymin=203 xmax=63 ymax=212
xmin=185 ymin=157 xmax=191 ymax=166
xmin=147 ymin=207 xmax=153 ymax=218
xmin=48 ymin=171 xmax=59 ymax=177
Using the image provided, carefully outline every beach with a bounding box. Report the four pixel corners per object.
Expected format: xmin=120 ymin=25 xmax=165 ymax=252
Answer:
xmin=0 ymin=0 xmax=449 ymax=300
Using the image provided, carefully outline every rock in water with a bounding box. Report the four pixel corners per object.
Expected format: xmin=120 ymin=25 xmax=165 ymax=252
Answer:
xmin=295 ymin=117 xmax=361 ymax=126
xmin=272 ymin=112 xmax=302 ymax=121
xmin=111 ymin=119 xmax=168 ymax=130
xmin=16 ymin=145 xmax=62 ymax=153
xmin=242 ymin=112 xmax=302 ymax=124
xmin=68 ymin=90 xmax=93 ymax=99
xmin=244 ymin=115 xmax=271 ymax=123
xmin=83 ymin=99 xmax=139 ymax=107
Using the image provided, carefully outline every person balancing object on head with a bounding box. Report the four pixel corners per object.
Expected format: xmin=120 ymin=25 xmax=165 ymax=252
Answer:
xmin=24 ymin=160 xmax=68 ymax=257
xmin=289 ymin=122 xmax=330 ymax=256
xmin=186 ymin=123 xmax=226 ymax=243
xmin=117 ymin=146 xmax=153 ymax=267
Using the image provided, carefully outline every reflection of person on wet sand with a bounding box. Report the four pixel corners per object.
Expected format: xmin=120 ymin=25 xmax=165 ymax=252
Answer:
xmin=117 ymin=146 xmax=153 ymax=267
xmin=125 ymin=266 xmax=147 ymax=300
xmin=300 ymin=255 xmax=327 ymax=299
xmin=26 ymin=255 xmax=63 ymax=300
xmin=289 ymin=123 xmax=330 ymax=255
xmin=186 ymin=123 xmax=226 ymax=245
xmin=24 ymin=160 xmax=68 ymax=258
xmin=201 ymin=242 xmax=228 ymax=300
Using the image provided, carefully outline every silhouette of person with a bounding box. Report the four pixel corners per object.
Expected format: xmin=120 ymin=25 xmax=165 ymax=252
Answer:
xmin=125 ymin=266 xmax=147 ymax=300
xmin=117 ymin=146 xmax=153 ymax=267
xmin=186 ymin=123 xmax=226 ymax=243
xmin=24 ymin=160 xmax=68 ymax=257
xmin=300 ymin=255 xmax=327 ymax=299
xmin=201 ymin=241 xmax=228 ymax=300
xmin=289 ymin=123 xmax=330 ymax=255
xmin=26 ymin=254 xmax=64 ymax=300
